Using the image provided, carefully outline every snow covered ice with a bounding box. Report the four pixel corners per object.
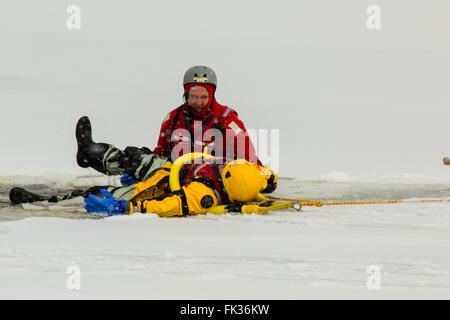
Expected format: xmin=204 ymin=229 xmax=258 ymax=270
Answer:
xmin=1 ymin=173 xmax=450 ymax=299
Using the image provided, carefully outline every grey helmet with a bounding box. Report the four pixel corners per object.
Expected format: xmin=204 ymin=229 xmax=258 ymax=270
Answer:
xmin=183 ymin=65 xmax=217 ymax=87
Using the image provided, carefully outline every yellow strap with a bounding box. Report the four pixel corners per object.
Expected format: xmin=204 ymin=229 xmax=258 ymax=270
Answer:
xmin=241 ymin=202 xmax=292 ymax=214
xmin=256 ymin=193 xmax=270 ymax=202
xmin=169 ymin=153 xmax=214 ymax=192
xmin=207 ymin=205 xmax=228 ymax=215
xmin=207 ymin=201 xmax=293 ymax=215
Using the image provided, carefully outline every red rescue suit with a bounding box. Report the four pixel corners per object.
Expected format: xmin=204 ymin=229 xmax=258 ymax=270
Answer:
xmin=153 ymin=83 xmax=261 ymax=165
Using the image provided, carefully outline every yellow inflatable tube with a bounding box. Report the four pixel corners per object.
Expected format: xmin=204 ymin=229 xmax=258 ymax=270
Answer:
xmin=169 ymin=153 xmax=214 ymax=192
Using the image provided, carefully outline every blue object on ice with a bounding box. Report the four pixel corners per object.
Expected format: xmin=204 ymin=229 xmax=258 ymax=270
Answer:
xmin=120 ymin=173 xmax=136 ymax=186
xmin=84 ymin=189 xmax=125 ymax=216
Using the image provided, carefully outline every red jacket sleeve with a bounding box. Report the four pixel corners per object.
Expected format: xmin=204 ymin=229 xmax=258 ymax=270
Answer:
xmin=153 ymin=113 xmax=172 ymax=158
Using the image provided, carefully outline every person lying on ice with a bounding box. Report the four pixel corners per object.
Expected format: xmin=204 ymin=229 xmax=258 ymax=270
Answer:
xmin=84 ymin=155 xmax=275 ymax=217
xmin=76 ymin=65 xmax=267 ymax=188
xmin=9 ymin=154 xmax=278 ymax=217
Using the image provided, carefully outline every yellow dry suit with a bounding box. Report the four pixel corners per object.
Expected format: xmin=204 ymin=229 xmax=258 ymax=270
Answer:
xmin=125 ymin=154 xmax=277 ymax=217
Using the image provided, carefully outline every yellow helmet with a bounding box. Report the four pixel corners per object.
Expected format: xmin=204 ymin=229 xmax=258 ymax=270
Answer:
xmin=222 ymin=160 xmax=268 ymax=202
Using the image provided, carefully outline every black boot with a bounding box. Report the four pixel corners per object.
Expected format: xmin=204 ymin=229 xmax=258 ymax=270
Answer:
xmin=9 ymin=187 xmax=55 ymax=204
xmin=76 ymin=116 xmax=111 ymax=174
xmin=9 ymin=187 xmax=94 ymax=205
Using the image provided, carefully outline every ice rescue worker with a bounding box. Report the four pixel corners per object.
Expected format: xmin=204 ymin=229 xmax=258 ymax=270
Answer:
xmin=75 ymin=65 xmax=270 ymax=190
xmin=154 ymin=65 xmax=261 ymax=164
xmin=84 ymin=156 xmax=273 ymax=217
xmin=8 ymin=155 xmax=278 ymax=215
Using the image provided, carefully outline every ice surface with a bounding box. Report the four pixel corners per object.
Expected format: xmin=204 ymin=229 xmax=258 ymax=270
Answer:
xmin=1 ymin=174 xmax=450 ymax=299
xmin=0 ymin=206 xmax=449 ymax=299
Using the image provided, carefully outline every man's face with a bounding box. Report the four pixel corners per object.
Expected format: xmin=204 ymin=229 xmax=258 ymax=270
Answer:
xmin=187 ymin=86 xmax=210 ymax=113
